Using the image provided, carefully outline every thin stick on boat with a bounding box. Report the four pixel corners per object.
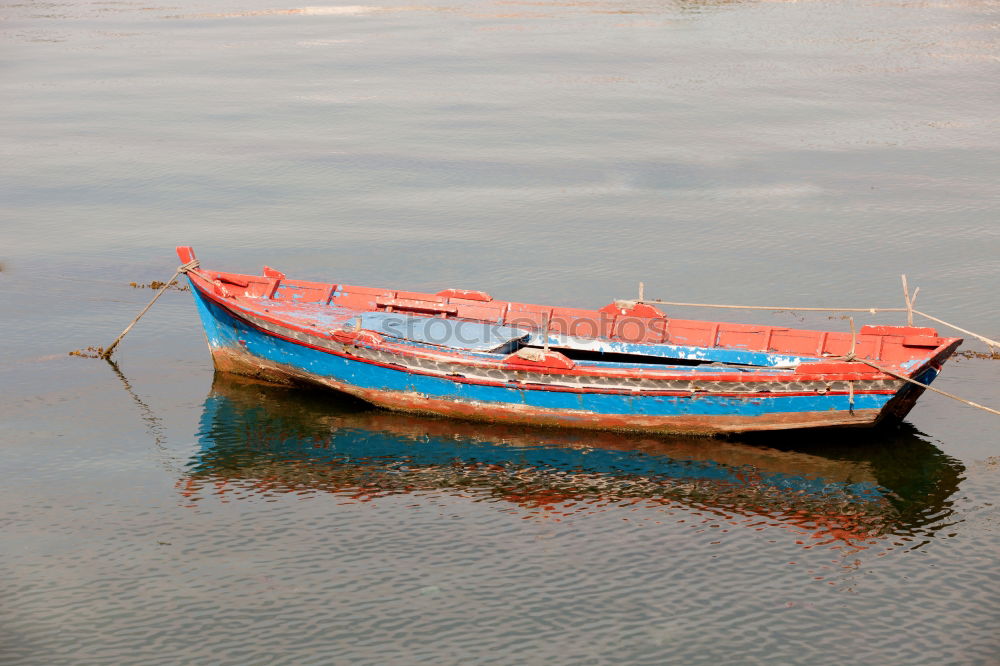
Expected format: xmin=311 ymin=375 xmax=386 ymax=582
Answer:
xmin=848 ymin=317 xmax=857 ymax=359
xmin=901 ymin=274 xmax=914 ymax=326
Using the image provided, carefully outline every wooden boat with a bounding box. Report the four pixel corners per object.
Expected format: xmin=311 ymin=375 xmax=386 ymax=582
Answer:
xmin=177 ymin=247 xmax=962 ymax=435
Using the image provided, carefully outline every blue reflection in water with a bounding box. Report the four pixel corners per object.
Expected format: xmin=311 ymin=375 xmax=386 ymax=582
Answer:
xmin=185 ymin=375 xmax=969 ymax=522
xmin=195 ymin=393 xmax=885 ymax=501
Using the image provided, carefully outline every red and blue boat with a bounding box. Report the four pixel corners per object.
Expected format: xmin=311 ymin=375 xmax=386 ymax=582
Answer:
xmin=177 ymin=247 xmax=962 ymax=435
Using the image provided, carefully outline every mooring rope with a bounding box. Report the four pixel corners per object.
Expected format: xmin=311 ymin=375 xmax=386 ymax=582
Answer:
xmin=100 ymin=260 xmax=200 ymax=359
xmin=911 ymin=310 xmax=1000 ymax=350
xmin=856 ymin=358 xmax=1000 ymax=416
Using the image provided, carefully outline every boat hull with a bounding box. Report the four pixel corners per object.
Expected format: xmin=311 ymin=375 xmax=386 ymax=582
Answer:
xmin=190 ymin=283 xmax=910 ymax=435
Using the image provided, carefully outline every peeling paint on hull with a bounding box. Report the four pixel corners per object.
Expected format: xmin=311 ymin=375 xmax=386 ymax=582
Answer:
xmin=195 ymin=288 xmax=892 ymax=435
xmin=179 ymin=246 xmax=958 ymax=436
xmin=210 ymin=344 xmax=884 ymax=434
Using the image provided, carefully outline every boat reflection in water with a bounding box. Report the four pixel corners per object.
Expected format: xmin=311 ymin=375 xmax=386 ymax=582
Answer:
xmin=183 ymin=375 xmax=963 ymax=549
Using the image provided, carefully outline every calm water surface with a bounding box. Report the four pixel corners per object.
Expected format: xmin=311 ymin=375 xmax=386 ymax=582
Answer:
xmin=2 ymin=0 xmax=998 ymax=663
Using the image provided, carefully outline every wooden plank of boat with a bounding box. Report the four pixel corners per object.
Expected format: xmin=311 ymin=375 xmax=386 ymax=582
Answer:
xmin=176 ymin=247 xmax=963 ymax=435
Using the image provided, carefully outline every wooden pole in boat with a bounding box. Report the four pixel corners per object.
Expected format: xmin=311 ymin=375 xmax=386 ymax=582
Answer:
xmin=638 ymin=282 xmax=645 ymax=303
xmin=101 ymin=260 xmax=199 ymax=359
xmin=543 ymin=313 xmax=551 ymax=352
xmin=901 ymin=275 xmax=914 ymax=326
xmin=848 ymin=317 xmax=857 ymax=359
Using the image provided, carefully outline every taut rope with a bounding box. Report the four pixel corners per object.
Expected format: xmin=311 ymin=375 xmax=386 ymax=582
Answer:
xmin=857 ymin=358 xmax=1000 ymax=417
xmin=100 ymin=260 xmax=200 ymax=359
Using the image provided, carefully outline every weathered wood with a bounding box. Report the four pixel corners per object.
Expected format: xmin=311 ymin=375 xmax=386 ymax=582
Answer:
xmin=901 ymin=274 xmax=914 ymax=326
xmin=177 ymin=247 xmax=976 ymax=433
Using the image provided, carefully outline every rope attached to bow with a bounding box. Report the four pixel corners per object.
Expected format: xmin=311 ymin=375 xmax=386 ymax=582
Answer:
xmin=99 ymin=260 xmax=200 ymax=359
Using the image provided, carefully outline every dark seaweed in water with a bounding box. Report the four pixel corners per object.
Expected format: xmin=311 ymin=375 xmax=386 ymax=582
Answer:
xmin=129 ymin=279 xmax=188 ymax=291
xmin=68 ymin=345 xmax=105 ymax=358
xmin=955 ymin=349 xmax=1000 ymax=360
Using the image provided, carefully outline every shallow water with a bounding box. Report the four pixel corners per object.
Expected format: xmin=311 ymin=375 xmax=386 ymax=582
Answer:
xmin=2 ymin=0 xmax=999 ymax=663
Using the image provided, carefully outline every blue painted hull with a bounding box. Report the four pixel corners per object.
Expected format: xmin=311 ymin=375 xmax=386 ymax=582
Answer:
xmin=188 ymin=279 xmax=920 ymax=434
